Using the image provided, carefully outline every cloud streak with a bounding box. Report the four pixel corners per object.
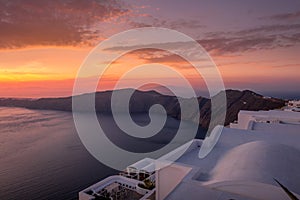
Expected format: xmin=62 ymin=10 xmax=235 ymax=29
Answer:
xmin=264 ymin=10 xmax=300 ymax=21
xmin=103 ymin=31 xmax=298 ymax=58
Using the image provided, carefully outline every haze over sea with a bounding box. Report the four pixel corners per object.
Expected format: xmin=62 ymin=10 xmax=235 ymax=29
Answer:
xmin=0 ymin=107 xmax=204 ymax=200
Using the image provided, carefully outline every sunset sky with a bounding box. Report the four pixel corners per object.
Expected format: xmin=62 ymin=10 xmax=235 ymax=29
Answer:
xmin=0 ymin=0 xmax=299 ymax=98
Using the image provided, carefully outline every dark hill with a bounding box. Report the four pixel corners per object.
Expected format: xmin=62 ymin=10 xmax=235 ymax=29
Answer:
xmin=0 ymin=89 xmax=285 ymax=128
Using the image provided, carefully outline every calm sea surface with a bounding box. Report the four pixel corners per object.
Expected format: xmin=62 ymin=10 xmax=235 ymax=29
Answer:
xmin=0 ymin=107 xmax=205 ymax=200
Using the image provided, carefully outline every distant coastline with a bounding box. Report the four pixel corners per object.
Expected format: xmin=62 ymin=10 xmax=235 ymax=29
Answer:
xmin=0 ymin=89 xmax=285 ymax=129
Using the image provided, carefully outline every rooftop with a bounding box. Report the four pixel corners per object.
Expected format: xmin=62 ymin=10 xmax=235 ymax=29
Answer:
xmin=80 ymin=109 xmax=300 ymax=200
xmin=239 ymin=110 xmax=300 ymax=120
xmin=162 ymin=122 xmax=300 ymax=200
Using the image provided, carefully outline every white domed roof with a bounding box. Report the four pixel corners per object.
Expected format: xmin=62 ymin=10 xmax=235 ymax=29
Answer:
xmin=209 ymin=141 xmax=300 ymax=194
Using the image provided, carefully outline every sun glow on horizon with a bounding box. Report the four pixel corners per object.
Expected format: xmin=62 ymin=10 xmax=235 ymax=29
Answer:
xmin=0 ymin=0 xmax=299 ymax=98
xmin=0 ymin=44 xmax=299 ymax=98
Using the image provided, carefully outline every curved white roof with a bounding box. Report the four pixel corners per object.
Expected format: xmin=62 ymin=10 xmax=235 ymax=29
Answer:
xmin=208 ymin=141 xmax=300 ymax=195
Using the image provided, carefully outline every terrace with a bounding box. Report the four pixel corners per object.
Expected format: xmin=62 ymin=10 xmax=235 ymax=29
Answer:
xmin=91 ymin=183 xmax=144 ymax=200
xmin=79 ymin=174 xmax=155 ymax=200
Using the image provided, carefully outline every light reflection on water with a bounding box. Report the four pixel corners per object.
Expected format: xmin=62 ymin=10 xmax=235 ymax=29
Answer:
xmin=0 ymin=107 xmax=205 ymax=200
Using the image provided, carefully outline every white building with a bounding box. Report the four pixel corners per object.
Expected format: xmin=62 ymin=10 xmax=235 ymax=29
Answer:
xmin=159 ymin=125 xmax=300 ymax=200
xmin=230 ymin=110 xmax=300 ymax=130
xmin=288 ymin=100 xmax=300 ymax=108
xmin=80 ymin=110 xmax=300 ymax=200
xmin=285 ymin=100 xmax=300 ymax=112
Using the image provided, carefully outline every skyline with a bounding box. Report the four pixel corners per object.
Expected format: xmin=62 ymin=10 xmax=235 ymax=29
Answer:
xmin=0 ymin=0 xmax=299 ymax=99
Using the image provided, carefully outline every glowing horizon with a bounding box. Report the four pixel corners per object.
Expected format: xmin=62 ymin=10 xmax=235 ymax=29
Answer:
xmin=0 ymin=0 xmax=299 ymax=99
